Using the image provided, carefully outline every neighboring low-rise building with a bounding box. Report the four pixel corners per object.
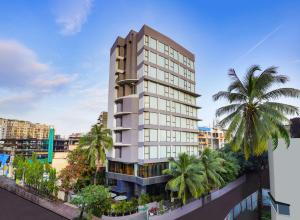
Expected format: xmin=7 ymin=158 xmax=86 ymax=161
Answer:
xmin=68 ymin=133 xmax=82 ymax=151
xmin=98 ymin=111 xmax=108 ymax=128
xmin=198 ymin=126 xmax=225 ymax=150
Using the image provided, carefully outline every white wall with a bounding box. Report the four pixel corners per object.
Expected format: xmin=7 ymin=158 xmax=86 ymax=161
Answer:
xmin=268 ymin=138 xmax=300 ymax=220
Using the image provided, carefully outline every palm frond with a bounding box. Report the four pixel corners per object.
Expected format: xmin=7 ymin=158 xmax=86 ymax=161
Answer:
xmin=260 ymin=88 xmax=300 ymax=100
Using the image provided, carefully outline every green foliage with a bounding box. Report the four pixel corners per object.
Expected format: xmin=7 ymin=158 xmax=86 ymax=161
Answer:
xmin=217 ymin=150 xmax=240 ymax=185
xmin=138 ymin=193 xmax=151 ymax=205
xmin=13 ymin=155 xmax=26 ymax=180
xmin=163 ymin=153 xmax=206 ymax=204
xmin=79 ymin=124 xmax=113 ymax=184
xmin=59 ymin=148 xmax=94 ymax=193
xmin=13 ymin=153 xmax=58 ymax=198
xmin=164 ymin=150 xmax=241 ymax=205
xmin=213 ymin=65 xmax=300 ymax=159
xmin=109 ymin=199 xmax=138 ymax=216
xmin=71 ymin=185 xmax=111 ymax=218
xmin=199 ymin=148 xmax=226 ymax=190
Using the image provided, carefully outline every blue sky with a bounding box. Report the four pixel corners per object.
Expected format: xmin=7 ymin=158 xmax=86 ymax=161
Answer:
xmin=0 ymin=0 xmax=299 ymax=135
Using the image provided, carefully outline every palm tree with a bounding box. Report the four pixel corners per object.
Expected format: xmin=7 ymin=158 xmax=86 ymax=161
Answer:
xmin=199 ymin=148 xmax=226 ymax=190
xmin=79 ymin=124 xmax=113 ymax=184
xmin=163 ymin=153 xmax=206 ymax=205
xmin=213 ymin=65 xmax=300 ymax=218
xmin=217 ymin=151 xmax=240 ymax=185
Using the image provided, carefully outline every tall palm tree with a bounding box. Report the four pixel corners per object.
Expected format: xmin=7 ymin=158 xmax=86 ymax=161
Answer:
xmin=199 ymin=148 xmax=226 ymax=190
xmin=217 ymin=151 xmax=240 ymax=185
xmin=213 ymin=65 xmax=300 ymax=218
xmin=163 ymin=153 xmax=206 ymax=205
xmin=79 ymin=124 xmax=113 ymax=184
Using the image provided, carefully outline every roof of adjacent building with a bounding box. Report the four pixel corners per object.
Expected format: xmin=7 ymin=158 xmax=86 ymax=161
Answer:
xmin=198 ymin=126 xmax=211 ymax=132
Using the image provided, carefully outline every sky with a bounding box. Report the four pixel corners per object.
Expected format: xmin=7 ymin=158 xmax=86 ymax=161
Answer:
xmin=0 ymin=0 xmax=299 ymax=136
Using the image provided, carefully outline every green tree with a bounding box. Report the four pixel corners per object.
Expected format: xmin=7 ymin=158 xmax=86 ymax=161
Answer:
xmin=59 ymin=148 xmax=93 ymax=194
xmin=199 ymin=148 xmax=226 ymax=190
xmin=163 ymin=153 xmax=206 ymax=205
xmin=79 ymin=124 xmax=113 ymax=184
xmin=213 ymin=65 xmax=300 ymax=218
xmin=25 ymin=153 xmax=43 ymax=190
xmin=13 ymin=155 xmax=26 ymax=181
xmin=217 ymin=150 xmax=240 ymax=185
xmin=71 ymin=185 xmax=111 ymax=219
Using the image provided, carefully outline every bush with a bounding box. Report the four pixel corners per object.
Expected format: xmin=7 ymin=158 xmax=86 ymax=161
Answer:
xmin=13 ymin=154 xmax=58 ymax=198
xmin=71 ymin=185 xmax=111 ymax=218
xmin=139 ymin=193 xmax=151 ymax=205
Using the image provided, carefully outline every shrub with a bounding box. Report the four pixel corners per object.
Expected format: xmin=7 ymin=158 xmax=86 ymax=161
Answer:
xmin=139 ymin=193 xmax=151 ymax=205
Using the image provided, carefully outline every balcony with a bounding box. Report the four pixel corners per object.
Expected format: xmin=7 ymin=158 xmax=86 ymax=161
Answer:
xmin=114 ymin=111 xmax=131 ymax=117
xmin=115 ymin=74 xmax=138 ymax=85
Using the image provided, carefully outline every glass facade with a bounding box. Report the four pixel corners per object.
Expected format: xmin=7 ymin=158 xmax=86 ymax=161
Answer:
xmin=137 ymin=162 xmax=168 ymax=178
xmin=108 ymin=161 xmax=134 ymax=175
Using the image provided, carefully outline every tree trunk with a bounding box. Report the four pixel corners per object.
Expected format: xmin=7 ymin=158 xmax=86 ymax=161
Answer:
xmin=79 ymin=207 xmax=84 ymax=219
xmin=93 ymin=166 xmax=98 ymax=185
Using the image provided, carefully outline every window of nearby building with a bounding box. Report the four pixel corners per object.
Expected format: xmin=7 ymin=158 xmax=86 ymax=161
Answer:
xmin=144 ymin=96 xmax=150 ymax=108
xmin=149 ymin=66 xmax=156 ymax=78
xmin=157 ymin=69 xmax=164 ymax=81
xmin=157 ymin=55 xmax=164 ymax=67
xmin=150 ymin=129 xmax=158 ymax=141
xmin=150 ymin=145 xmax=158 ymax=158
xmin=108 ymin=161 xmax=134 ymax=175
xmin=144 ymin=35 xmax=149 ymax=46
xmin=137 ymin=162 xmax=168 ymax=178
xmin=149 ymin=37 xmax=157 ymax=50
xmin=149 ymin=96 xmax=158 ymax=109
xmin=149 ymin=51 xmax=157 ymax=64
xmin=158 ymin=42 xmax=164 ymax=53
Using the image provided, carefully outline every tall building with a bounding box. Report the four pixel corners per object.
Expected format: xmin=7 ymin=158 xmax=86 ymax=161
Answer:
xmin=0 ymin=118 xmax=50 ymax=140
xmin=107 ymin=25 xmax=200 ymax=196
xmin=198 ymin=126 xmax=225 ymax=150
xmin=98 ymin=111 xmax=108 ymax=128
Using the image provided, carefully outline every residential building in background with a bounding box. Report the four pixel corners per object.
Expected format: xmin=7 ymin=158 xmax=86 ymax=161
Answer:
xmin=0 ymin=118 xmax=50 ymax=140
xmin=0 ymin=121 xmax=7 ymax=140
xmin=198 ymin=126 xmax=225 ymax=150
xmin=68 ymin=133 xmax=82 ymax=151
xmin=98 ymin=111 xmax=108 ymax=128
xmin=107 ymin=25 xmax=200 ymax=196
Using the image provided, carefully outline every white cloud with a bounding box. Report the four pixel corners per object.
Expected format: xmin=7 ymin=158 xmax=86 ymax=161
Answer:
xmin=53 ymin=0 xmax=94 ymax=36
xmin=0 ymin=39 xmax=73 ymax=113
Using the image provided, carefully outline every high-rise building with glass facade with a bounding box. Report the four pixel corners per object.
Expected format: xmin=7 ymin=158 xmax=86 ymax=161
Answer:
xmin=107 ymin=25 xmax=200 ymax=196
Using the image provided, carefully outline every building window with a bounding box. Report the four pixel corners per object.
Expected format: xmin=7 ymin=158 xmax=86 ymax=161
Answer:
xmin=268 ymin=192 xmax=290 ymax=215
xmin=149 ymin=37 xmax=157 ymax=50
xmin=108 ymin=161 xmax=134 ymax=175
xmin=144 ymin=96 xmax=150 ymax=108
xmin=137 ymin=162 xmax=168 ymax=178
xmin=144 ymin=129 xmax=150 ymax=142
xmin=150 ymin=145 xmax=158 ymax=158
xmin=149 ymin=51 xmax=157 ymax=64
xmin=149 ymin=96 xmax=158 ymax=109
xmin=149 ymin=66 xmax=157 ymax=78
xmin=158 ymin=41 xmax=164 ymax=53
xmin=150 ymin=129 xmax=158 ymax=142
xmin=144 ymin=35 xmax=149 ymax=46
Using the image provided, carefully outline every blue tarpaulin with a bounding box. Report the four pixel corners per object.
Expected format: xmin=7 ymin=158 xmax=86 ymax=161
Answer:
xmin=198 ymin=126 xmax=211 ymax=132
xmin=0 ymin=154 xmax=10 ymax=166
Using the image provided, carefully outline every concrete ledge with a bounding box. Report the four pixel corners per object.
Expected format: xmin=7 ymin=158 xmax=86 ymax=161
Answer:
xmin=0 ymin=176 xmax=80 ymax=220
